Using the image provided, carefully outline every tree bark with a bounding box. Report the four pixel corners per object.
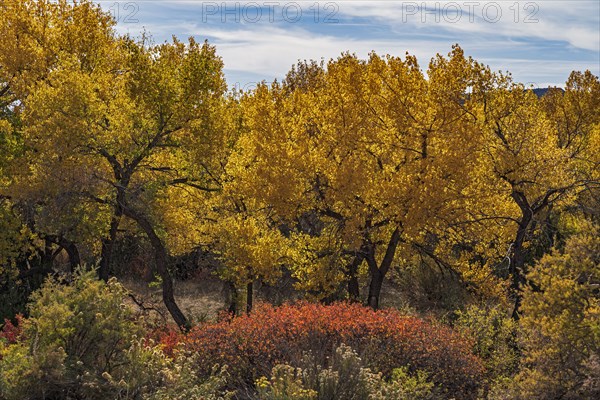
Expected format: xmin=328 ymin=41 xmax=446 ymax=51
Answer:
xmin=346 ymin=254 xmax=363 ymax=302
xmin=121 ymin=205 xmax=189 ymax=330
xmin=366 ymin=266 xmax=384 ymax=309
xmin=510 ymin=191 xmax=534 ymax=320
xmin=99 ymin=210 xmax=122 ymax=282
xmin=246 ymin=281 xmax=253 ymax=314
xmin=47 ymin=235 xmax=81 ymax=272
xmin=365 ymin=227 xmax=401 ymax=310
xmin=226 ymin=281 xmax=238 ymax=316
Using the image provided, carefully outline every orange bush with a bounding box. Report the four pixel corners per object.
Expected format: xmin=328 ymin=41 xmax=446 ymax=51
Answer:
xmin=161 ymin=302 xmax=485 ymax=398
xmin=149 ymin=324 xmax=181 ymax=357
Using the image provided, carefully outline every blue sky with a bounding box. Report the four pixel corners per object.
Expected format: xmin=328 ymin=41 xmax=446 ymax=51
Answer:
xmin=100 ymin=1 xmax=600 ymax=89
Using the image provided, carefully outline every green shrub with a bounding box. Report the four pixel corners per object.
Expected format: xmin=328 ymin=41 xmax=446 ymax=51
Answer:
xmin=372 ymin=367 xmax=436 ymax=400
xmin=256 ymin=344 xmax=437 ymax=400
xmin=309 ymin=344 xmax=379 ymax=400
xmin=0 ymin=339 xmax=67 ymax=399
xmin=454 ymin=304 xmax=519 ymax=382
xmin=144 ymin=354 xmax=233 ymax=400
xmin=514 ymin=225 xmax=600 ymax=399
xmin=256 ymin=365 xmax=318 ymax=400
xmin=0 ymin=270 xmax=230 ymax=399
xmin=0 ymin=270 xmax=144 ymax=399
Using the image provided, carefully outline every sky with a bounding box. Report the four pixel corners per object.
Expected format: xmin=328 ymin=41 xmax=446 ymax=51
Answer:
xmin=99 ymin=0 xmax=600 ymax=89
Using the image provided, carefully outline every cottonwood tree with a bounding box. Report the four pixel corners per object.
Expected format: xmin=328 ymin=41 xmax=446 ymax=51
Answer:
xmin=470 ymin=69 xmax=600 ymax=318
xmin=1 ymin=1 xmax=229 ymax=329
xmin=232 ymin=47 xmax=502 ymax=309
xmin=0 ymin=0 xmax=115 ymax=276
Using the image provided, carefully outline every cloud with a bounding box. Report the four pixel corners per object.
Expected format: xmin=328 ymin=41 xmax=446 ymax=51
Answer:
xmin=337 ymin=1 xmax=600 ymax=52
xmin=199 ymin=26 xmax=434 ymax=75
xmin=102 ymin=0 xmax=600 ymax=87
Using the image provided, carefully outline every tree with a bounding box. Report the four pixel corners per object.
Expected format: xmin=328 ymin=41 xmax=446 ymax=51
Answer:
xmin=1 ymin=1 xmax=229 ymax=328
xmin=211 ymin=208 xmax=288 ymax=313
xmin=516 ymin=218 xmax=600 ymax=398
xmin=0 ymin=0 xmax=119 ymax=276
xmin=230 ymin=47 xmax=505 ymax=309
xmin=471 ymin=69 xmax=600 ymax=318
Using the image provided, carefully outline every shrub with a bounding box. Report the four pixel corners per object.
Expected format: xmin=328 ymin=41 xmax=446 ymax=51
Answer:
xmin=0 ymin=270 xmax=143 ymax=399
xmin=256 ymin=344 xmax=436 ymax=400
xmin=514 ymin=224 xmax=600 ymax=399
xmin=144 ymin=353 xmax=233 ymax=400
xmin=256 ymin=364 xmax=318 ymax=400
xmin=303 ymin=343 xmax=380 ymax=400
xmin=166 ymin=302 xmax=485 ymax=398
xmin=0 ymin=314 xmax=23 ymax=345
xmin=0 ymin=339 xmax=68 ymax=399
xmin=454 ymin=304 xmax=519 ymax=382
xmin=0 ymin=270 xmax=230 ymax=399
xmin=373 ymin=366 xmax=436 ymax=400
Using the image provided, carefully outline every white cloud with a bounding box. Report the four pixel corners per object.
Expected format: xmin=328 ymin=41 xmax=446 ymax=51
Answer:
xmin=104 ymin=1 xmax=599 ymax=87
xmin=337 ymin=1 xmax=600 ymax=52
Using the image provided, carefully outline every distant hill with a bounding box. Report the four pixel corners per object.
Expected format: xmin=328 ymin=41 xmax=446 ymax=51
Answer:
xmin=531 ymin=87 xmax=565 ymax=97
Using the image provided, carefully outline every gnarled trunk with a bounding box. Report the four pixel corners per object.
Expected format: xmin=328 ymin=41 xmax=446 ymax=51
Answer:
xmin=510 ymin=191 xmax=534 ymax=320
xmin=366 ymin=267 xmax=384 ymax=309
xmin=246 ymin=281 xmax=253 ymax=314
xmin=99 ymin=214 xmax=120 ymax=281
xmin=47 ymin=235 xmax=81 ymax=272
xmin=122 ymin=205 xmax=189 ymax=330
xmin=62 ymin=240 xmax=81 ymax=272
xmin=365 ymin=227 xmax=401 ymax=310
xmin=346 ymin=253 xmax=363 ymax=302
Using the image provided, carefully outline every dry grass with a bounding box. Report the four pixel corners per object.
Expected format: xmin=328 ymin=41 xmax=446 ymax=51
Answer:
xmin=120 ymin=275 xmax=227 ymax=325
xmin=119 ymin=270 xmax=430 ymax=327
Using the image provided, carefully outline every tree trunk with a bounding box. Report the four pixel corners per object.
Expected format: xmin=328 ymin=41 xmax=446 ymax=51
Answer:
xmin=51 ymin=236 xmax=81 ymax=272
xmin=63 ymin=241 xmax=81 ymax=273
xmin=41 ymin=238 xmax=55 ymax=274
xmin=510 ymin=223 xmax=529 ymax=320
xmin=226 ymin=281 xmax=238 ymax=316
xmin=122 ymin=206 xmax=189 ymax=330
xmin=346 ymin=254 xmax=363 ymax=302
xmin=45 ymin=235 xmax=81 ymax=272
xmin=246 ymin=281 xmax=253 ymax=314
xmin=99 ymin=156 xmax=127 ymax=282
xmin=367 ymin=267 xmax=384 ymax=309
xmin=99 ymin=212 xmax=121 ymax=282
xmin=365 ymin=227 xmax=401 ymax=310
xmin=510 ymin=191 xmax=534 ymax=320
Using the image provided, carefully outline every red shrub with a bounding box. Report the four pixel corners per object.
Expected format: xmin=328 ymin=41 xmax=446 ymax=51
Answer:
xmin=0 ymin=314 xmax=24 ymax=345
xmin=149 ymin=324 xmax=182 ymax=357
xmin=163 ymin=302 xmax=485 ymax=398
